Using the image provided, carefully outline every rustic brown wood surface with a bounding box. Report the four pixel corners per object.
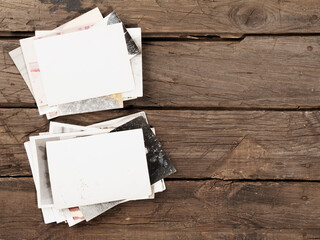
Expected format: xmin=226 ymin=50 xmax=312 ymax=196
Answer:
xmin=1 ymin=109 xmax=320 ymax=180
xmin=1 ymin=37 xmax=320 ymax=108
xmin=1 ymin=0 xmax=320 ymax=239
xmin=1 ymin=178 xmax=320 ymax=240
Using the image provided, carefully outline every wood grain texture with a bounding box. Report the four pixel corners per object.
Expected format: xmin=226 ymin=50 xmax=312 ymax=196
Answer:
xmin=1 ymin=178 xmax=320 ymax=239
xmin=1 ymin=0 xmax=320 ymax=36
xmin=1 ymin=37 xmax=320 ymax=108
xmin=1 ymin=1 xmax=320 ymax=237
xmin=1 ymin=109 xmax=319 ymax=179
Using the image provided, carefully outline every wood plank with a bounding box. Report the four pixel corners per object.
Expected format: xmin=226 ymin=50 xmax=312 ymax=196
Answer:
xmin=1 ymin=37 xmax=320 ymax=108
xmin=1 ymin=0 xmax=320 ymax=35
xmin=1 ymin=109 xmax=320 ymax=180
xmin=1 ymin=178 xmax=320 ymax=239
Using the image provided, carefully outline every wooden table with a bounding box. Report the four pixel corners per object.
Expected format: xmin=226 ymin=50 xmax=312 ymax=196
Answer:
xmin=1 ymin=1 xmax=320 ymax=239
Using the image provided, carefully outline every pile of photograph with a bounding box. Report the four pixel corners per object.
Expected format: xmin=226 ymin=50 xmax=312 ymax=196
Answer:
xmin=24 ymin=112 xmax=176 ymax=226
xmin=10 ymin=8 xmax=142 ymax=119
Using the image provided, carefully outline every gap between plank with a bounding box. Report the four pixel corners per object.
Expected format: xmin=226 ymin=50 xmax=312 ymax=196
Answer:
xmin=2 ymin=175 xmax=320 ymax=183
xmin=2 ymin=31 xmax=320 ymax=42
xmin=0 ymin=105 xmax=319 ymax=111
xmin=124 ymin=106 xmax=320 ymax=111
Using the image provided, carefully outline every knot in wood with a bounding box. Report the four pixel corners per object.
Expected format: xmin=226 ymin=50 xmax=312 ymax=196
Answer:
xmin=229 ymin=4 xmax=268 ymax=29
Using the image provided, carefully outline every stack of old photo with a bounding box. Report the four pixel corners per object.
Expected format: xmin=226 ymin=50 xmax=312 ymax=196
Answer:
xmin=9 ymin=8 xmax=142 ymax=119
xmin=24 ymin=112 xmax=176 ymax=226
